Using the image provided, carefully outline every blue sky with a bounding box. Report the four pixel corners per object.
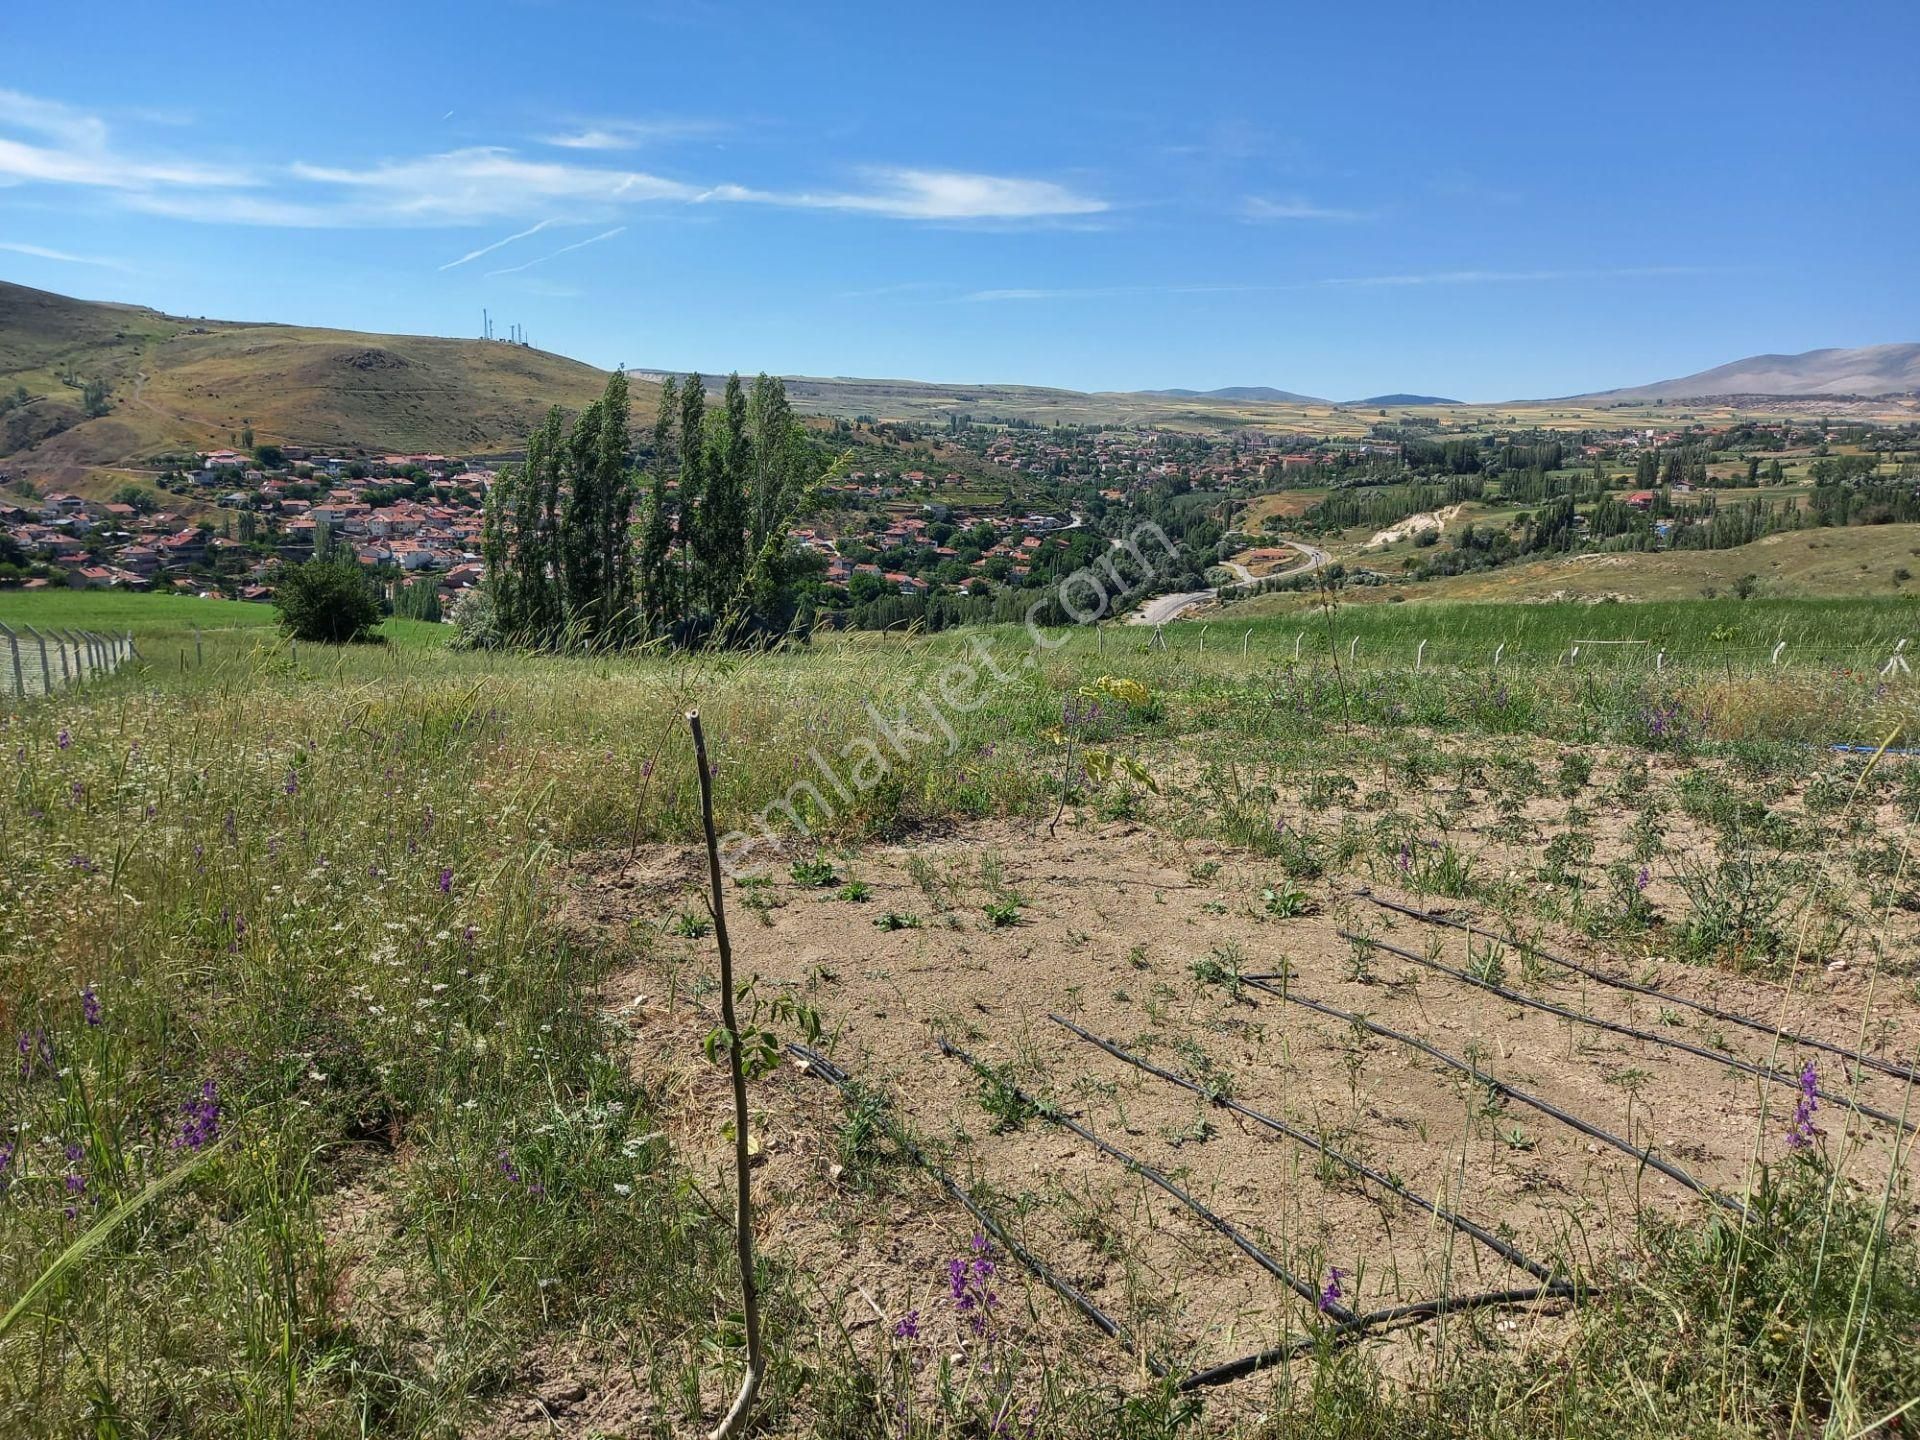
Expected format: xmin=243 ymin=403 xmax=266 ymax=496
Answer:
xmin=2 ymin=1 xmax=1914 ymax=401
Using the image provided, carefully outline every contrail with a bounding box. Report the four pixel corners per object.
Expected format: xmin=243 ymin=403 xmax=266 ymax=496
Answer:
xmin=438 ymin=217 xmax=560 ymax=272
xmin=486 ymin=226 xmax=625 ymax=277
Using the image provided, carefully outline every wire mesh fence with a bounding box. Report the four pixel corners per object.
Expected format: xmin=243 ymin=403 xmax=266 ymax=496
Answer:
xmin=0 ymin=623 xmax=138 ymax=700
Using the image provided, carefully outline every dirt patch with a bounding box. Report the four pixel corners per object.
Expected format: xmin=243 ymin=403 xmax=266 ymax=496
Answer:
xmin=525 ymin=811 xmax=1919 ymax=1422
xmin=1364 ymin=504 xmax=1465 ymax=551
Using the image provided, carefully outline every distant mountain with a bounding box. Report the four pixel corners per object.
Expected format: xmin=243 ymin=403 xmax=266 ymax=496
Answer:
xmin=1563 ymin=344 xmax=1920 ymax=402
xmin=1142 ymin=385 xmax=1330 ymax=404
xmin=1348 ymin=393 xmax=1462 ymax=407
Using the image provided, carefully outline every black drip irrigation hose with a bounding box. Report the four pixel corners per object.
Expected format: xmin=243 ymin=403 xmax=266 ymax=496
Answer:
xmin=1047 ymin=1013 xmax=1575 ymax=1291
xmin=1180 ymin=1284 xmax=1578 ymax=1391
xmin=1241 ymin=982 xmax=1749 ymax=1218
xmin=783 ymin=1042 xmax=1172 ymax=1379
xmin=1355 ymin=887 xmax=1920 ymax=1086
xmin=1322 ymin=927 xmax=1917 ymax=1138
xmin=936 ymin=1036 xmax=1354 ymax=1322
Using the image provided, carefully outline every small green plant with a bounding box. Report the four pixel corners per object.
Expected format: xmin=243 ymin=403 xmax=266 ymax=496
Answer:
xmin=983 ymin=900 xmax=1023 ymax=928
xmin=790 ymin=857 xmax=838 ymax=887
xmin=872 ymin=910 xmax=920 ymax=931
xmin=1262 ymin=880 xmax=1311 ymax=917
xmin=667 ymin=909 xmax=711 ymax=939
xmin=836 ymin=880 xmax=871 ymax=902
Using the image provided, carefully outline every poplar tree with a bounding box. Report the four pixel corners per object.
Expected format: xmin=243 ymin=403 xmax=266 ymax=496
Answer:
xmin=677 ymin=373 xmax=708 ymax=610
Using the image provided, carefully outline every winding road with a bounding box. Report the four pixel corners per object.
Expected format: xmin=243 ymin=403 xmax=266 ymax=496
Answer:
xmin=1127 ymin=541 xmax=1331 ymax=625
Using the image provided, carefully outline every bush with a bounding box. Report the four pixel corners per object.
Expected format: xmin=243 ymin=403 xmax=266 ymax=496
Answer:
xmin=272 ymin=555 xmax=384 ymax=643
xmin=449 ymin=584 xmax=502 ymax=650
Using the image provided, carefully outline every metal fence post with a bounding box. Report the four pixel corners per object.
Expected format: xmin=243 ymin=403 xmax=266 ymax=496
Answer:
xmin=26 ymin=625 xmax=52 ymax=696
xmin=195 ymin=627 xmax=203 ymax=668
xmin=0 ymin=624 xmax=22 ymax=699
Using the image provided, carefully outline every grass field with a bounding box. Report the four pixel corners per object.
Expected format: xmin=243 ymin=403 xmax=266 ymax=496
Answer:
xmin=0 ymin=589 xmax=446 ymax=652
xmin=2 ymin=597 xmax=1917 ymax=1436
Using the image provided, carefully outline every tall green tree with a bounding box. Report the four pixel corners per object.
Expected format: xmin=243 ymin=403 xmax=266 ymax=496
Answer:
xmin=677 ymin=373 xmax=708 ymax=610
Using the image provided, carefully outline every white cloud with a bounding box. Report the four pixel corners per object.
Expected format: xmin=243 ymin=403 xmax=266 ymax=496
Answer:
xmin=1243 ymin=195 xmax=1372 ymax=222
xmin=541 ymin=118 xmax=726 ymax=150
xmin=0 ymin=88 xmax=253 ymax=192
xmin=0 ymin=239 xmax=125 ymax=268
xmin=0 ymin=90 xmax=1107 ymax=231
xmin=715 ymin=168 xmax=1108 ymax=220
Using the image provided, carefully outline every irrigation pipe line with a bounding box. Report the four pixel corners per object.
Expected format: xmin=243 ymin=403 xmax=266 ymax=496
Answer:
xmin=1047 ymin=1014 xmax=1575 ymax=1291
xmin=1317 ymin=927 xmax=1917 ymax=1138
xmin=783 ymin=1041 xmax=1171 ymax=1378
xmin=1353 ymin=887 xmax=1920 ymax=1085
xmin=1241 ymin=982 xmax=1748 ymax=1217
xmin=936 ymin=1036 xmax=1355 ymax=1322
xmin=1179 ymin=1284 xmax=1581 ymax=1390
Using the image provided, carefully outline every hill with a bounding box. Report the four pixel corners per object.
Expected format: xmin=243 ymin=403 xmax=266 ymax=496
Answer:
xmin=1563 ymin=343 xmax=1920 ymax=402
xmin=1139 ymin=384 xmax=1329 ymax=403
xmin=1348 ymin=393 xmax=1462 ymax=406
xmin=0 ymin=279 xmax=657 ymax=484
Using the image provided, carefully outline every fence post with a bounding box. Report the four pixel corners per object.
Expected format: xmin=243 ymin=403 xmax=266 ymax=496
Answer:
xmin=195 ymin=627 xmax=203 ymax=668
xmin=125 ymin=630 xmax=138 ymax=662
xmin=1198 ymin=628 xmax=1205 ymax=656
xmin=1097 ymin=626 xmax=1104 ymax=656
xmin=55 ymin=631 xmax=72 ymax=688
xmin=1242 ymin=628 xmax=1252 ymax=659
xmin=26 ymin=625 xmax=52 ymax=696
xmin=0 ymin=624 xmax=22 ymax=699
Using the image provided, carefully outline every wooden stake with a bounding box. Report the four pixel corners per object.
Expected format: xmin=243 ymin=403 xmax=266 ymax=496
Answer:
xmin=687 ymin=711 xmax=764 ymax=1440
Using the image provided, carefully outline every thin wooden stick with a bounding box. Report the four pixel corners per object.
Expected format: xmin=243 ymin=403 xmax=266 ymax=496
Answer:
xmin=687 ymin=710 xmax=764 ymax=1439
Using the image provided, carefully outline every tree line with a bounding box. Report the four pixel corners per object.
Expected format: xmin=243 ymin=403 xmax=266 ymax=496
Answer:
xmin=476 ymin=370 xmax=827 ymax=650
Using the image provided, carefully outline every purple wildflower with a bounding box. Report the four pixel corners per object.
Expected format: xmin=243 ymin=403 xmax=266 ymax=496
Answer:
xmin=437 ymin=867 xmax=454 ymax=895
xmin=0 ymin=1139 xmax=13 ymax=1193
xmin=1635 ymin=866 xmax=1651 ymax=893
xmin=17 ymin=1029 xmax=52 ymax=1080
xmin=82 ymin=984 xmax=101 ymax=1026
xmin=57 ymin=727 xmax=71 ymax=750
xmin=283 ymin=770 xmax=300 ymax=796
xmin=641 ymin=759 xmax=655 ymax=780
xmin=175 ymin=1080 xmax=221 ymax=1151
xmin=1786 ymin=1060 xmax=1821 ymax=1151
xmin=1319 ymin=1265 xmax=1348 ymax=1313
xmin=947 ymin=1235 xmax=1000 ymax=1336
xmin=892 ymin=1309 xmax=920 ymax=1340
xmin=497 ymin=1149 xmax=522 ymax=1185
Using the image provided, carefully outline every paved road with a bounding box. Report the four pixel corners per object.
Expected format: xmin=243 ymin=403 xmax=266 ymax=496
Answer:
xmin=1127 ymin=542 xmax=1330 ymax=626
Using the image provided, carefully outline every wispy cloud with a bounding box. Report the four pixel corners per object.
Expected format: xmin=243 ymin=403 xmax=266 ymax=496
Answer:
xmin=541 ymin=118 xmax=727 ymax=150
xmin=485 ymin=225 xmax=626 ymax=277
xmin=438 ymin=216 xmax=563 ymax=270
xmin=712 ymin=168 xmax=1108 ymax=221
xmin=1242 ymin=195 xmax=1373 ymax=222
xmin=0 ymin=87 xmax=253 ymax=192
xmin=0 ymin=239 xmax=125 ymax=268
xmin=962 ymin=282 xmax=1260 ymax=303
xmin=0 ymin=90 xmax=1105 ymax=230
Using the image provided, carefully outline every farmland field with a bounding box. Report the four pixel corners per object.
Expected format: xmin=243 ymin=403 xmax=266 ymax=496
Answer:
xmin=2 ymin=595 xmax=1917 ymax=1437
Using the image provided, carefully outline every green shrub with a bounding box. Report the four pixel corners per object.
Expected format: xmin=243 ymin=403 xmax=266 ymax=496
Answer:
xmin=271 ymin=555 xmax=383 ymax=644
